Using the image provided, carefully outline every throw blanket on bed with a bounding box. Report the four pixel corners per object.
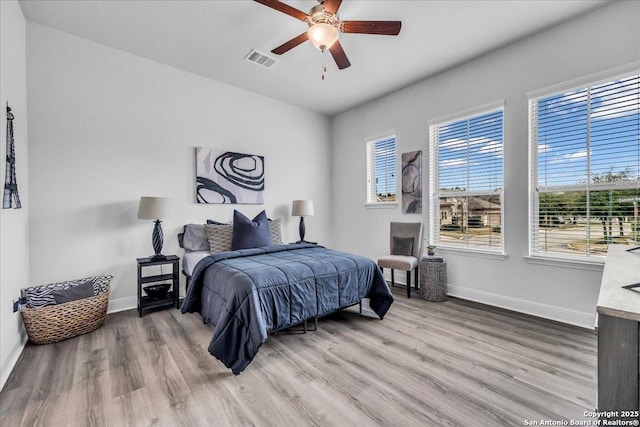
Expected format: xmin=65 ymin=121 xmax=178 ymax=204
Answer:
xmin=181 ymin=244 xmax=393 ymax=374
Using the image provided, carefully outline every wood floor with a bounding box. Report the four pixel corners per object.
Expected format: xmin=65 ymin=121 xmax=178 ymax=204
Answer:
xmin=0 ymin=287 xmax=597 ymax=427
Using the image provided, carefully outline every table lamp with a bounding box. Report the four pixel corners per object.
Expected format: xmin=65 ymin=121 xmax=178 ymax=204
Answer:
xmin=292 ymin=200 xmax=314 ymax=243
xmin=137 ymin=196 xmax=171 ymax=260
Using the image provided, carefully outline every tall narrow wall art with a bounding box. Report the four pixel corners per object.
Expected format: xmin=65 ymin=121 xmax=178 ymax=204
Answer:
xmin=3 ymin=103 xmax=21 ymax=209
xmin=401 ymin=150 xmax=422 ymax=214
xmin=196 ymin=147 xmax=265 ymax=204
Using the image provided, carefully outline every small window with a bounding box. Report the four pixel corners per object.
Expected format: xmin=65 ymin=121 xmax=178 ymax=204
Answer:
xmin=429 ymin=106 xmax=504 ymax=252
xmin=366 ymin=136 xmax=397 ymax=204
xmin=529 ymin=72 xmax=640 ymax=260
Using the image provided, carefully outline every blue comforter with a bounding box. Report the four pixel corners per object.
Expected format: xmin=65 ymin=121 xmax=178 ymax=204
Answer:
xmin=181 ymin=244 xmax=393 ymax=374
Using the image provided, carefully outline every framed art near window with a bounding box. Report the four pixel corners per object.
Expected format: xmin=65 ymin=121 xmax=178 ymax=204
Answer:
xmin=401 ymin=150 xmax=422 ymax=213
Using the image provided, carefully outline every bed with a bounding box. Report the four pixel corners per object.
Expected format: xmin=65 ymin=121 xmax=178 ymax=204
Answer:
xmin=178 ymin=216 xmax=393 ymax=374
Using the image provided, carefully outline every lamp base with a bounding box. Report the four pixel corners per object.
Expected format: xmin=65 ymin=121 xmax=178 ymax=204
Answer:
xmin=150 ymin=220 xmax=165 ymax=261
xmin=295 ymin=240 xmax=317 ymax=245
xmin=298 ymin=216 xmax=306 ymax=242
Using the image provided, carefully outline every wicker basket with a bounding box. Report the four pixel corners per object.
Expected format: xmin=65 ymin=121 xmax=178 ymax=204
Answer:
xmin=21 ymin=289 xmax=110 ymax=344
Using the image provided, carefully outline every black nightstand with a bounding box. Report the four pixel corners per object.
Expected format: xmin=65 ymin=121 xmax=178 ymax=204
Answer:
xmin=136 ymin=255 xmax=180 ymax=317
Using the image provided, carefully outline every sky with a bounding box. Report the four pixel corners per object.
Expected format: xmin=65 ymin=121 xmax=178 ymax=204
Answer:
xmin=437 ymin=109 xmax=503 ymax=192
xmin=537 ymin=74 xmax=640 ymax=188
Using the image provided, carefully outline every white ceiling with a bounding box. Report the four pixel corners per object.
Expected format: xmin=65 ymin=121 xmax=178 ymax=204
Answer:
xmin=19 ymin=0 xmax=610 ymax=116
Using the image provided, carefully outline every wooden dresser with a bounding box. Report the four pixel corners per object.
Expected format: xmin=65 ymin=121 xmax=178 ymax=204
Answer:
xmin=596 ymin=245 xmax=640 ymax=417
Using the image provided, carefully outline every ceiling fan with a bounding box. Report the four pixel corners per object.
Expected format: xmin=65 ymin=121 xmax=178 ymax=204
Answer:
xmin=254 ymin=0 xmax=402 ymax=70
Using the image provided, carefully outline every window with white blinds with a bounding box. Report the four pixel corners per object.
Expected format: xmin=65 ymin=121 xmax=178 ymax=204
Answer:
xmin=429 ymin=107 xmax=504 ymax=251
xmin=366 ymin=136 xmax=397 ymax=204
xmin=529 ymin=72 xmax=640 ymax=260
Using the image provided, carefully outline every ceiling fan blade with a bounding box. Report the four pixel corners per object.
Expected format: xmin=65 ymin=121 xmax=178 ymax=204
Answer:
xmin=271 ymin=32 xmax=309 ymax=55
xmin=253 ymin=0 xmax=309 ymax=22
xmin=323 ymin=0 xmax=343 ymax=15
xmin=329 ymin=40 xmax=351 ymax=70
xmin=341 ymin=21 xmax=402 ymax=36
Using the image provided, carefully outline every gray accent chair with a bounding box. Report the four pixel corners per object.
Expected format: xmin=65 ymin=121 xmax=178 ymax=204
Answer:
xmin=377 ymin=222 xmax=423 ymax=298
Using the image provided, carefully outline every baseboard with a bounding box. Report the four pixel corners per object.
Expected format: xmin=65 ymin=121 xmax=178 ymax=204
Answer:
xmin=447 ymin=283 xmax=596 ymax=330
xmin=107 ymin=296 xmax=137 ymax=314
xmin=1 ymin=336 xmax=27 ymax=391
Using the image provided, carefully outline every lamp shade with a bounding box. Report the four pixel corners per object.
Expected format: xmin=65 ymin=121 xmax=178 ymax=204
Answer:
xmin=308 ymin=23 xmax=339 ymax=52
xmin=292 ymin=200 xmax=314 ymax=217
xmin=137 ymin=197 xmax=171 ymax=220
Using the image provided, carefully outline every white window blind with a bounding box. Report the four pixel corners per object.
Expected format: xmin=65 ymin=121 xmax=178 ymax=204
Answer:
xmin=529 ymin=72 xmax=640 ymax=259
xmin=429 ymin=108 xmax=504 ymax=251
xmin=366 ymin=136 xmax=397 ymax=203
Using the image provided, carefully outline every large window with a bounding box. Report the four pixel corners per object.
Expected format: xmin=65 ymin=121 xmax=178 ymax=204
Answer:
xmin=529 ymin=72 xmax=640 ymax=260
xmin=366 ymin=135 xmax=397 ymax=204
xmin=429 ymin=106 xmax=504 ymax=251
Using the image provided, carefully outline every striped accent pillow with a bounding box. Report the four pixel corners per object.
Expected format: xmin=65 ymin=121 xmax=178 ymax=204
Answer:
xmin=21 ymin=275 xmax=112 ymax=308
xmin=92 ymin=275 xmax=112 ymax=294
xmin=268 ymin=218 xmax=284 ymax=245
xmin=205 ymin=224 xmax=234 ymax=253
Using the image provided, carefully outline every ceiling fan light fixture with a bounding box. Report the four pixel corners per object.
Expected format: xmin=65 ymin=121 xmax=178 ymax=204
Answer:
xmin=308 ymin=23 xmax=339 ymax=52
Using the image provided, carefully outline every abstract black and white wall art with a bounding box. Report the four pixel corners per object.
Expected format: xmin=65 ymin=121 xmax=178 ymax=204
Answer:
xmin=401 ymin=150 xmax=422 ymax=214
xmin=196 ymin=147 xmax=265 ymax=204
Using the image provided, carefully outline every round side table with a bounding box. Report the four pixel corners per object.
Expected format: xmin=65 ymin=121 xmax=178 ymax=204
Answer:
xmin=419 ymin=256 xmax=447 ymax=302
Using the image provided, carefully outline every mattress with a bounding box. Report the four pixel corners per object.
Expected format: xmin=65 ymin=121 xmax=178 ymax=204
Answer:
xmin=182 ymin=250 xmax=210 ymax=277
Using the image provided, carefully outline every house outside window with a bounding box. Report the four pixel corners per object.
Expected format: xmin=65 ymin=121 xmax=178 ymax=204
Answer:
xmin=429 ymin=105 xmax=504 ymax=252
xmin=529 ymin=72 xmax=640 ymax=260
xmin=366 ymin=135 xmax=397 ymax=204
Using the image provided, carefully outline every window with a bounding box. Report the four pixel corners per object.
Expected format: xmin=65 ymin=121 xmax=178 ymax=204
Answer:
xmin=429 ymin=106 xmax=504 ymax=251
xmin=366 ymin=135 xmax=397 ymax=204
xmin=529 ymin=72 xmax=640 ymax=260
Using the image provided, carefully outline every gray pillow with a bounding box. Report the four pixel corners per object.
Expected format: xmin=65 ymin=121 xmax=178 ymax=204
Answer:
xmin=207 ymin=219 xmax=227 ymax=225
xmin=182 ymin=224 xmax=210 ymax=252
xmin=52 ymin=280 xmax=96 ymax=304
xmin=392 ymin=237 xmax=414 ymax=257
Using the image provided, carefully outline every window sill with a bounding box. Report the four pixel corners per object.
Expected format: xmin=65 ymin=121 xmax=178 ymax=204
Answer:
xmin=435 ymin=246 xmax=507 ymax=260
xmin=364 ymin=202 xmax=398 ymax=209
xmin=524 ymin=255 xmax=604 ymax=272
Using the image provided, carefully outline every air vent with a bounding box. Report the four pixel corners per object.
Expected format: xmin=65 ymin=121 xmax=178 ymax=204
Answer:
xmin=244 ymin=49 xmax=279 ymax=69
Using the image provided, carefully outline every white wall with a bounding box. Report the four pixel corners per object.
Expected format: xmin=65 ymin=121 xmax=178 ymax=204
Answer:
xmin=0 ymin=0 xmax=30 ymax=389
xmin=25 ymin=23 xmax=331 ymax=312
xmin=330 ymin=1 xmax=640 ymax=328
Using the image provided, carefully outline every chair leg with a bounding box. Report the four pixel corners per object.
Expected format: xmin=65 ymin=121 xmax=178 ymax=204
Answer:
xmin=406 ymin=271 xmax=411 ymax=298
xmin=415 ymin=267 xmax=419 ymax=290
xmin=391 ymin=269 xmax=395 ymax=287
